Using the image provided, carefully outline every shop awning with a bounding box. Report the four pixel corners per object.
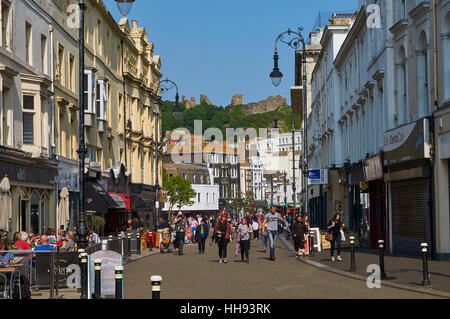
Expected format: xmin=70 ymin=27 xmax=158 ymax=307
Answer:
xmin=84 ymin=182 xmax=121 ymax=215
xmin=108 ymin=192 xmax=131 ymax=213
xmin=130 ymin=193 xmax=154 ymax=211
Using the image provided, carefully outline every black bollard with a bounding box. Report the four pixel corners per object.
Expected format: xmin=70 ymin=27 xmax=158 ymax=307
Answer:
xmin=151 ymin=275 xmax=162 ymax=299
xmin=421 ymin=243 xmax=431 ymax=286
xmin=148 ymin=232 xmax=153 ymax=251
xmin=115 ymin=266 xmax=124 ymax=299
xmin=309 ymin=234 xmax=314 ymax=256
xmin=349 ymin=236 xmax=356 ymax=272
xmin=127 ymin=234 xmax=131 ymax=257
xmin=94 ymin=259 xmax=102 ymax=298
xmin=136 ymin=232 xmax=141 ymax=255
xmin=79 ymin=251 xmax=88 ymax=299
xmin=378 ymin=240 xmax=387 ymax=280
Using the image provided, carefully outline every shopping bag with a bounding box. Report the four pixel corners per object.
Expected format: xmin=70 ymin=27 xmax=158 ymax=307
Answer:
xmin=340 ymin=229 xmax=346 ymax=241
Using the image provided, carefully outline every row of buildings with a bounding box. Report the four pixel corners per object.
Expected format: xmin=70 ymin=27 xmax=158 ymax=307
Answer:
xmin=0 ymin=0 xmax=163 ymax=237
xmin=301 ymin=0 xmax=450 ymax=259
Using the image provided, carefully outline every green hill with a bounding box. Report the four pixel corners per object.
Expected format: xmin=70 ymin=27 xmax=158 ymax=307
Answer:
xmin=161 ymin=101 xmax=302 ymax=138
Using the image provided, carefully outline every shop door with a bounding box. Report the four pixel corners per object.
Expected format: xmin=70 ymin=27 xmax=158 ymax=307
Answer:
xmin=391 ymin=178 xmax=432 ymax=258
xmin=369 ymin=182 xmax=387 ymax=250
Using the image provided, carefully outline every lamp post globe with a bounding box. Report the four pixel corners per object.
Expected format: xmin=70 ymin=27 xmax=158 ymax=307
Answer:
xmin=172 ymin=93 xmax=183 ymax=119
xmin=115 ymin=0 xmax=135 ymax=16
xmin=270 ymin=51 xmax=283 ymax=87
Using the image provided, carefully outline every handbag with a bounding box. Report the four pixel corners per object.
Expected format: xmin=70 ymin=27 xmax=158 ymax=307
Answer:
xmin=325 ymin=232 xmax=333 ymax=241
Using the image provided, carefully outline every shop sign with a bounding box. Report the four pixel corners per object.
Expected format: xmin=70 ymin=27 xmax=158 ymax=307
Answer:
xmin=308 ymin=169 xmax=328 ymax=185
xmin=440 ymin=132 xmax=450 ymax=160
xmin=57 ymin=158 xmax=80 ymax=192
xmin=364 ymin=154 xmax=383 ymax=181
xmin=384 ymin=118 xmax=430 ymax=166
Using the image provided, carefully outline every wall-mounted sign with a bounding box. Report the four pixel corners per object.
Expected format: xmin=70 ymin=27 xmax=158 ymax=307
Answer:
xmin=308 ymin=169 xmax=328 ymax=185
xmin=384 ymin=118 xmax=430 ymax=166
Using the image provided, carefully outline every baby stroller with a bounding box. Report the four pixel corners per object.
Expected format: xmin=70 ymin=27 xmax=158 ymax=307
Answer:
xmin=160 ymin=229 xmax=172 ymax=253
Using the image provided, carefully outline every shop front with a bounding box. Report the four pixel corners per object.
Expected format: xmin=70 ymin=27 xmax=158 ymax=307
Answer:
xmin=130 ymin=183 xmax=156 ymax=228
xmin=384 ymin=118 xmax=432 ymax=258
xmin=0 ymin=147 xmax=57 ymax=236
xmin=347 ymin=163 xmax=365 ymax=235
xmin=363 ymin=153 xmax=387 ymax=250
xmin=308 ymin=184 xmax=327 ymax=230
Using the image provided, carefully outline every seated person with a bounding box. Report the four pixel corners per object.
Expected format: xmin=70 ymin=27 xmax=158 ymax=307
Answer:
xmin=33 ymin=235 xmax=55 ymax=251
xmin=0 ymin=239 xmax=31 ymax=298
xmin=14 ymin=232 xmax=31 ymax=251
xmin=0 ymin=239 xmax=14 ymax=264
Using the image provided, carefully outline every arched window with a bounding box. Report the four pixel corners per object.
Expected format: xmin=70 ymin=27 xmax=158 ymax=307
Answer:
xmin=396 ymin=46 xmax=407 ymax=125
xmin=417 ymin=31 xmax=429 ymax=119
xmin=443 ymin=11 xmax=450 ymax=101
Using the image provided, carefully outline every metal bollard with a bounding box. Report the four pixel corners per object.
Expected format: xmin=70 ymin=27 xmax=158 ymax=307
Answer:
xmin=127 ymin=234 xmax=131 ymax=257
xmin=151 ymin=275 xmax=162 ymax=299
xmin=148 ymin=232 xmax=153 ymax=251
xmin=309 ymin=234 xmax=314 ymax=256
xmin=378 ymin=240 xmax=387 ymax=280
xmin=136 ymin=232 xmax=141 ymax=255
xmin=79 ymin=251 xmax=88 ymax=299
xmin=114 ymin=266 xmax=124 ymax=299
xmin=421 ymin=243 xmax=431 ymax=286
xmin=349 ymin=236 xmax=356 ymax=272
xmin=94 ymin=259 xmax=102 ymax=298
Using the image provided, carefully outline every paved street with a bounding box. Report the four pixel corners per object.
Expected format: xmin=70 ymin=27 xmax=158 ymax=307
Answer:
xmin=124 ymin=237 xmax=441 ymax=299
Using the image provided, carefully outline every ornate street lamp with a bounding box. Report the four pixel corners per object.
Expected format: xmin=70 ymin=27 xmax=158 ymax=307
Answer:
xmin=270 ymin=27 xmax=309 ymax=217
xmin=155 ymin=79 xmax=180 ymax=223
xmin=115 ymin=0 xmax=136 ymax=16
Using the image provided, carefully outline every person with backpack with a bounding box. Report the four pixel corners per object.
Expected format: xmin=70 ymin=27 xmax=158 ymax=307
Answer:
xmin=173 ymin=211 xmax=188 ymax=255
xmin=195 ymin=218 xmax=209 ymax=254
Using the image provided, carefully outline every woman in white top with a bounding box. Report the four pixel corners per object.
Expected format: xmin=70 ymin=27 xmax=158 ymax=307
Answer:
xmin=251 ymin=219 xmax=260 ymax=240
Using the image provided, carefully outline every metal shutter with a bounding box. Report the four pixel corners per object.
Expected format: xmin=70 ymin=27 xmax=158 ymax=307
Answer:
xmin=391 ymin=178 xmax=432 ymax=258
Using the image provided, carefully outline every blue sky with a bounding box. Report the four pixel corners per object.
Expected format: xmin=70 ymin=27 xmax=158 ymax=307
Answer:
xmin=105 ymin=0 xmax=357 ymax=107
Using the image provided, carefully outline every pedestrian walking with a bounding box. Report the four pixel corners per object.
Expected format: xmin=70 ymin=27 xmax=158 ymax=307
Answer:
xmin=265 ymin=206 xmax=284 ymax=261
xmin=195 ymin=219 xmax=209 ymax=254
xmin=214 ymin=213 xmax=232 ymax=263
xmin=292 ymin=215 xmax=308 ymax=256
xmin=327 ymin=213 xmax=344 ymax=262
xmin=173 ymin=211 xmax=188 ymax=255
xmin=190 ymin=217 xmax=198 ymax=243
xmin=260 ymin=217 xmax=268 ymax=252
xmin=238 ymin=218 xmax=253 ymax=263
xmin=251 ymin=218 xmax=259 ymax=240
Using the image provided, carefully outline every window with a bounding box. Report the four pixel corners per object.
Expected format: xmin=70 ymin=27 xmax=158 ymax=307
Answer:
xmin=58 ymin=44 xmax=65 ymax=85
xmin=96 ymin=79 xmax=108 ymax=119
xmin=23 ymin=95 xmax=35 ymax=145
xmin=87 ymin=147 xmax=101 ymax=163
xmin=197 ymin=193 xmax=201 ymax=203
xmin=182 ymin=173 xmax=187 ymax=180
xmin=97 ymin=20 xmax=102 ymax=55
xmin=106 ymin=31 xmax=110 ymax=64
xmin=83 ymin=69 xmax=95 ymax=112
xmin=41 ymin=35 xmax=47 ymax=74
xmin=25 ymin=22 xmax=32 ymax=65
xmin=1 ymin=2 xmax=11 ymax=49
xmin=417 ymin=32 xmax=429 ymax=119
xmin=206 ymin=193 xmax=209 ymax=203
xmin=141 ymin=152 xmax=145 ymax=183
xmin=69 ymin=54 xmax=75 ymax=91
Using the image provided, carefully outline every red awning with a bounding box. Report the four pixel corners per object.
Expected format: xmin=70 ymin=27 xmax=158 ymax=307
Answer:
xmin=108 ymin=192 xmax=131 ymax=213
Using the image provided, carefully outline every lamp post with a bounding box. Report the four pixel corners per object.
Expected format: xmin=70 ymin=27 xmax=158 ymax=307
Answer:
xmin=155 ymin=79 xmax=181 ymax=224
xmin=76 ymin=0 xmax=88 ymax=250
xmin=273 ymin=103 xmax=297 ymax=217
xmin=270 ymin=27 xmax=308 ymax=217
